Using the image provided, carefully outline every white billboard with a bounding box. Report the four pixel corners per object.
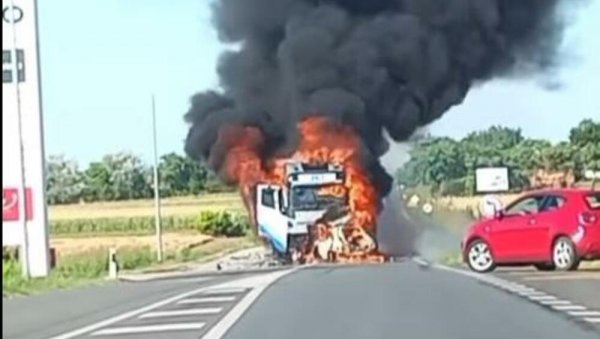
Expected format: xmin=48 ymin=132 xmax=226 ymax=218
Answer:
xmin=2 ymin=0 xmax=50 ymax=277
xmin=475 ymin=167 xmax=509 ymax=193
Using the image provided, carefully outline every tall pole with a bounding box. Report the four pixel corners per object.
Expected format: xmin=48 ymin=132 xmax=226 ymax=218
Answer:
xmin=9 ymin=0 xmax=30 ymax=279
xmin=152 ymin=94 xmax=163 ymax=262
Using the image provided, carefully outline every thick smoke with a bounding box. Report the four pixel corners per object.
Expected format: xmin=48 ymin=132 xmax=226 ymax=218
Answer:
xmin=185 ymin=0 xmax=568 ymax=198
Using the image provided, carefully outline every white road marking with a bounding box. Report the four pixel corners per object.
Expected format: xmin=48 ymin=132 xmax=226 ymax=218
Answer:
xmin=178 ymin=296 xmax=237 ymax=304
xmin=139 ymin=308 xmax=222 ymax=319
xmin=202 ymin=287 xmax=248 ymax=295
xmin=436 ymin=265 xmax=600 ymax=328
xmin=569 ymin=311 xmax=600 ymax=317
xmin=47 ymin=275 xmax=255 ymax=339
xmin=553 ymin=305 xmax=587 ymax=311
xmin=518 ymin=291 xmax=545 ymax=297
xmin=202 ymin=268 xmax=299 ymax=339
xmin=505 ymin=286 xmax=534 ymax=293
xmin=539 ymin=300 xmax=571 ymax=306
xmin=528 ymin=295 xmax=556 ymax=301
xmin=91 ymin=323 xmax=206 ymax=336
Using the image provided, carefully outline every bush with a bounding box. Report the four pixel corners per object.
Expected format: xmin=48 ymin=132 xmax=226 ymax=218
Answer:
xmin=196 ymin=211 xmax=249 ymax=237
xmin=439 ymin=178 xmax=468 ymax=196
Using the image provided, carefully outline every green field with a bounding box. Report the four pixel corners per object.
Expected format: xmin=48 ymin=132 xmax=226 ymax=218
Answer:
xmin=49 ymin=193 xmax=246 ymax=221
xmin=3 ymin=193 xmax=254 ymax=296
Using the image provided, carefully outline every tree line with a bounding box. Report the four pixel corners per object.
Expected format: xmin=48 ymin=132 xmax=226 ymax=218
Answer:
xmin=46 ymin=152 xmax=232 ymax=205
xmin=47 ymin=119 xmax=599 ymax=204
xmin=397 ymin=119 xmax=600 ymax=196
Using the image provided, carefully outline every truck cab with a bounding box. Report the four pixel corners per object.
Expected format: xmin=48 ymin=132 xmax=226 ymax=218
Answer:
xmin=256 ymin=162 xmax=347 ymax=257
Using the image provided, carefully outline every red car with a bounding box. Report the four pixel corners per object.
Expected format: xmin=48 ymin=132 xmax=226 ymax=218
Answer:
xmin=461 ymin=189 xmax=600 ymax=272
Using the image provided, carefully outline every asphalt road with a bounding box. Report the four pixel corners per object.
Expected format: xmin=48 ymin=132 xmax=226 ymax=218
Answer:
xmin=494 ymin=266 xmax=600 ymax=310
xmin=3 ymin=262 xmax=599 ymax=339
xmin=2 ymin=273 xmax=251 ymax=339
xmin=224 ymin=262 xmax=599 ymax=339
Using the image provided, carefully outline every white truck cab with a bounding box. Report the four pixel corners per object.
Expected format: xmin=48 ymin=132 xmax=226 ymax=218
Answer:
xmin=256 ymin=162 xmax=347 ymax=257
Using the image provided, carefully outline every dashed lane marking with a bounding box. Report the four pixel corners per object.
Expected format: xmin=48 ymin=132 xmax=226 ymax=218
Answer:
xmin=201 ymin=268 xmax=301 ymax=339
xmin=90 ymin=323 xmax=206 ymax=336
xmin=202 ymin=287 xmax=248 ymax=295
xmin=553 ymin=305 xmax=587 ymax=311
xmin=528 ymin=295 xmax=557 ymax=301
xmin=48 ymin=286 xmax=218 ymax=339
xmin=178 ymin=296 xmax=237 ymax=304
xmin=569 ymin=311 xmax=600 ymax=317
xmin=436 ymin=264 xmax=600 ymax=328
xmin=539 ymin=300 xmax=571 ymax=306
xmin=138 ymin=308 xmax=223 ymax=319
xmin=48 ymin=270 xmax=296 ymax=339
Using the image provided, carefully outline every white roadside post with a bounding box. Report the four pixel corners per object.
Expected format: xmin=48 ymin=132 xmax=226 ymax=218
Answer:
xmin=151 ymin=94 xmax=163 ymax=262
xmin=2 ymin=0 xmax=50 ymax=278
xmin=108 ymin=248 xmax=118 ymax=280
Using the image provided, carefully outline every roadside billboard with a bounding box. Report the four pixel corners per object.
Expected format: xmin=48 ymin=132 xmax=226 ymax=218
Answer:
xmin=2 ymin=0 xmax=50 ymax=277
xmin=475 ymin=167 xmax=510 ymax=193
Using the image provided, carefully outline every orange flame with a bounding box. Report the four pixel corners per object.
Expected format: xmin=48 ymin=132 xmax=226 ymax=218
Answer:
xmin=217 ymin=116 xmax=384 ymax=263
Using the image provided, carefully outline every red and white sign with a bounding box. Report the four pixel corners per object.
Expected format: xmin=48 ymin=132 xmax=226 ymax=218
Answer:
xmin=2 ymin=187 xmax=33 ymax=221
xmin=2 ymin=0 xmax=50 ymax=277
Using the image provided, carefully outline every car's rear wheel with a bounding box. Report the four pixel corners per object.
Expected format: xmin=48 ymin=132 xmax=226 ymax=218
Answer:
xmin=552 ymin=237 xmax=580 ymax=271
xmin=467 ymin=240 xmax=496 ymax=273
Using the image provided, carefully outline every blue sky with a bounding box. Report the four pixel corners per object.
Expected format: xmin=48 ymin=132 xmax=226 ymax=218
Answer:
xmin=37 ymin=0 xmax=599 ymax=166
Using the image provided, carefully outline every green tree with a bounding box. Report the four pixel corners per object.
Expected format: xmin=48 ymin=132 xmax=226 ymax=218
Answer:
xmin=462 ymin=126 xmax=524 ymax=151
xmin=46 ymin=155 xmax=85 ymax=204
xmin=82 ymin=153 xmax=151 ymax=201
xmin=569 ymin=119 xmax=600 ymax=147
xmin=158 ymin=153 xmax=209 ymax=196
xmin=105 ymin=153 xmax=152 ymax=200
xmin=82 ymin=162 xmax=112 ymax=201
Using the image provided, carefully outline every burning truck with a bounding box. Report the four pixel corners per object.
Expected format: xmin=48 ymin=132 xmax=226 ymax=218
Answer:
xmin=184 ymin=1 xmax=571 ymax=264
xmin=217 ymin=117 xmax=385 ymax=264
xmin=256 ymin=161 xmax=380 ymax=263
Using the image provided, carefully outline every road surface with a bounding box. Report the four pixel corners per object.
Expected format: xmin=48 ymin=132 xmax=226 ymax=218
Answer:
xmin=3 ymin=261 xmax=599 ymax=338
xmin=2 ymin=273 xmax=254 ymax=339
xmin=224 ymin=262 xmax=599 ymax=339
xmin=494 ymin=266 xmax=600 ymax=310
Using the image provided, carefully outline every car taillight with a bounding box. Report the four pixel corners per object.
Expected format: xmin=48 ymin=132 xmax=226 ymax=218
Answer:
xmin=579 ymin=212 xmax=598 ymax=225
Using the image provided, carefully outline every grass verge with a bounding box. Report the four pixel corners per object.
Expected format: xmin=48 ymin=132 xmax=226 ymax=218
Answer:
xmin=3 ymin=236 xmax=258 ymax=297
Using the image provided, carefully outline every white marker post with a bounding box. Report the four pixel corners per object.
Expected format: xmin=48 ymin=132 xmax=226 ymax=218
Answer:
xmin=2 ymin=0 xmax=50 ymax=278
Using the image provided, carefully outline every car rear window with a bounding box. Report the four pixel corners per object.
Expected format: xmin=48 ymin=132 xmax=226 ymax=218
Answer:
xmin=585 ymin=193 xmax=600 ymax=210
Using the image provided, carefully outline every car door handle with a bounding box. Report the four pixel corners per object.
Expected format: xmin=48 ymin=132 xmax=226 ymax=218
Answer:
xmin=529 ymin=219 xmax=537 ymax=225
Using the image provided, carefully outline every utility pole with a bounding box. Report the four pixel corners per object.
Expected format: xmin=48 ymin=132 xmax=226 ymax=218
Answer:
xmin=9 ymin=0 xmax=30 ymax=279
xmin=151 ymin=94 xmax=163 ymax=262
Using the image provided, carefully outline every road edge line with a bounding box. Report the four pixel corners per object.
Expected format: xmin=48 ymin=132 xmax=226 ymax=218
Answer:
xmin=433 ymin=263 xmax=600 ymax=329
xmin=201 ymin=267 xmax=300 ymax=339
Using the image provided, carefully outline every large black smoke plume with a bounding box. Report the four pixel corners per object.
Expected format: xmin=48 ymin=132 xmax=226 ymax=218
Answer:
xmin=185 ymin=0 xmax=570 ymax=198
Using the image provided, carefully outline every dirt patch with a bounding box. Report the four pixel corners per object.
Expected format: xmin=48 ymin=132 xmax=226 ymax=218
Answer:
xmin=51 ymin=233 xmax=213 ymax=257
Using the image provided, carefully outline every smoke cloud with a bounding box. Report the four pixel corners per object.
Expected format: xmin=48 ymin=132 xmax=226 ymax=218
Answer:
xmin=185 ymin=0 xmax=570 ymax=198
